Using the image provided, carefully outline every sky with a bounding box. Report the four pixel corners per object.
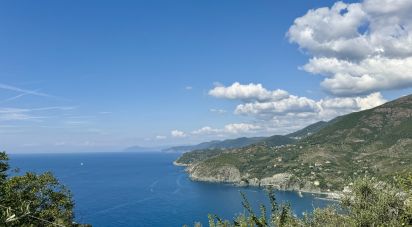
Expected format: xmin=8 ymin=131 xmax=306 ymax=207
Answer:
xmin=1 ymin=0 xmax=412 ymax=152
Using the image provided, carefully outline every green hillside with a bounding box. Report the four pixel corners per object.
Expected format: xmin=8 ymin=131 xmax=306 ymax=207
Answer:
xmin=164 ymin=137 xmax=265 ymax=152
xmin=175 ymin=135 xmax=294 ymax=167
xmin=260 ymin=135 xmax=296 ymax=147
xmin=286 ymin=121 xmax=329 ymax=139
xmin=169 ymin=121 xmax=327 ymax=154
xmin=175 ymin=94 xmax=412 ymax=192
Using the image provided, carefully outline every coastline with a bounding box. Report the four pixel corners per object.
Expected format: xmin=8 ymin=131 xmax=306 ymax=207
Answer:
xmin=173 ymin=160 xmax=342 ymax=200
xmin=173 ymin=160 xmax=190 ymax=167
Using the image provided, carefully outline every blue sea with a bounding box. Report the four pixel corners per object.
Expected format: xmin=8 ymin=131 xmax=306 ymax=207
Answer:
xmin=9 ymin=152 xmax=333 ymax=227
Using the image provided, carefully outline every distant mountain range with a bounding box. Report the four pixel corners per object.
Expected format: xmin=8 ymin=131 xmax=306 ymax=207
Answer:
xmin=164 ymin=121 xmax=329 ymax=152
xmin=163 ymin=137 xmax=266 ymax=152
xmin=125 ymin=119 xmax=329 ymax=154
xmin=175 ymin=94 xmax=412 ymax=193
xmin=123 ymin=146 xmax=167 ymax=153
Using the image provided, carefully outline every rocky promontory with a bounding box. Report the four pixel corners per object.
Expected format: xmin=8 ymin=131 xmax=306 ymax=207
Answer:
xmin=174 ymin=160 xmax=341 ymax=199
xmin=172 ymin=95 xmax=412 ymax=201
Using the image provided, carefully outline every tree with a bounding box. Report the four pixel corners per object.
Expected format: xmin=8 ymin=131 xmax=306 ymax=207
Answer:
xmin=0 ymin=151 xmax=8 ymax=184
xmin=0 ymin=151 xmax=90 ymax=226
xmin=199 ymin=176 xmax=412 ymax=227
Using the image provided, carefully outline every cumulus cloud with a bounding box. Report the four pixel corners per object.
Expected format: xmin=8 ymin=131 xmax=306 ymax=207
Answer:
xmin=235 ymin=95 xmax=318 ymax=117
xmin=209 ymin=82 xmax=289 ymax=102
xmin=303 ymin=57 xmax=412 ymax=95
xmin=192 ymin=126 xmax=220 ymax=135
xmin=171 ymin=130 xmax=187 ymax=138
xmin=182 ymin=83 xmax=386 ymax=138
xmin=224 ymin=123 xmax=261 ymax=134
xmin=191 ymin=123 xmax=261 ymax=136
xmin=235 ymin=92 xmax=385 ymax=119
xmin=288 ymin=0 xmax=412 ymax=95
xmin=208 ymin=83 xmax=386 ymax=134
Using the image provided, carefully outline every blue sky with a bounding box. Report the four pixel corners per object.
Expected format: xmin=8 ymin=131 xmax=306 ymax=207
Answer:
xmin=1 ymin=0 xmax=412 ymax=152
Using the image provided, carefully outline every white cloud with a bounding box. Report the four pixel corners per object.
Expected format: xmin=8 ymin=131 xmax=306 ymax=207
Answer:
xmin=319 ymin=92 xmax=385 ymax=111
xmin=223 ymin=123 xmax=261 ymax=134
xmin=190 ymin=123 xmax=262 ymax=138
xmin=208 ymin=83 xmax=386 ymax=135
xmin=303 ymin=56 xmax=412 ymax=96
xmin=288 ymin=0 xmax=412 ymax=95
xmin=156 ymin=135 xmax=167 ymax=140
xmin=185 ymin=86 xmax=193 ymax=90
xmin=175 ymin=90 xmax=385 ymax=138
xmin=192 ymin=126 xmax=220 ymax=135
xmin=171 ymin=130 xmax=187 ymax=138
xmin=209 ymin=82 xmax=289 ymax=102
xmin=234 ymin=93 xmax=385 ymax=120
xmin=210 ymin=108 xmax=227 ymax=114
xmin=235 ymin=95 xmax=318 ymax=117
xmin=191 ymin=123 xmax=261 ymax=135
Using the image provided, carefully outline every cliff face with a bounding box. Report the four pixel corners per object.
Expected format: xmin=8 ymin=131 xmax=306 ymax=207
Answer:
xmin=179 ymin=161 xmax=322 ymax=194
xmin=188 ymin=164 xmax=241 ymax=183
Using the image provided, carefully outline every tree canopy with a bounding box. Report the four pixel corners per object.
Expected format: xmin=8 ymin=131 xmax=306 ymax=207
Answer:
xmin=0 ymin=151 xmax=90 ymax=227
xmin=201 ymin=176 xmax=412 ymax=227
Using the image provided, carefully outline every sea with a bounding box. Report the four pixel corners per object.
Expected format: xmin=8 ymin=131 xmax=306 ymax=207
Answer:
xmin=9 ymin=152 xmax=334 ymax=227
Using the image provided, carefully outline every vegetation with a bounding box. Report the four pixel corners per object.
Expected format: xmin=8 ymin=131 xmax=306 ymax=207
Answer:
xmin=191 ymin=176 xmax=412 ymax=227
xmin=176 ymin=94 xmax=412 ymax=191
xmin=172 ymin=120 xmax=328 ymax=154
xmin=166 ymin=137 xmax=267 ymax=152
xmin=0 ymin=151 xmax=89 ymax=227
xmin=259 ymin=136 xmax=296 ymax=148
xmin=285 ymin=121 xmax=329 ymax=139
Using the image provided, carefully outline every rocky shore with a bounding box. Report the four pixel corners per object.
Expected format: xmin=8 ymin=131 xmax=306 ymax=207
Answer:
xmin=174 ymin=160 xmax=342 ymax=200
xmin=172 ymin=161 xmax=190 ymax=167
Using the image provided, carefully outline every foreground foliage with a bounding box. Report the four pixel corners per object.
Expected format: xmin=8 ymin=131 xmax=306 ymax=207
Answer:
xmin=193 ymin=176 xmax=412 ymax=227
xmin=0 ymin=151 xmax=90 ymax=227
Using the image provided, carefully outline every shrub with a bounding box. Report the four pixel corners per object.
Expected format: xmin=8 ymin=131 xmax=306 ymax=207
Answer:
xmin=0 ymin=151 xmax=90 ymax=227
xmin=194 ymin=176 xmax=412 ymax=227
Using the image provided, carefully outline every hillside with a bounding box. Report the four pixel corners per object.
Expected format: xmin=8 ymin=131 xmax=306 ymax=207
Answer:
xmin=174 ymin=95 xmax=412 ymax=193
xmin=164 ymin=137 xmax=265 ymax=152
xmin=286 ymin=121 xmax=329 ymax=139
xmin=168 ymin=121 xmax=326 ymax=153
xmin=260 ymin=135 xmax=296 ymax=147
xmin=174 ymin=135 xmax=296 ymax=167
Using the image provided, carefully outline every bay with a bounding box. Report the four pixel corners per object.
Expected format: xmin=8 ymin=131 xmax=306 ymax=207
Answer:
xmin=9 ymin=152 xmax=333 ymax=227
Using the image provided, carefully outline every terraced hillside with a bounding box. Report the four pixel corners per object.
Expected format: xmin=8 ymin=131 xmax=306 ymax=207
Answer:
xmin=175 ymin=95 xmax=412 ymax=193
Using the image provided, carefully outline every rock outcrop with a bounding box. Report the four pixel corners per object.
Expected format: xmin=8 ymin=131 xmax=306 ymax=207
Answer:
xmin=188 ymin=164 xmax=241 ymax=183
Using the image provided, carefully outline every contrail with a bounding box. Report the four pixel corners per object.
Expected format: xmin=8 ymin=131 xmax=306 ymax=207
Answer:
xmin=0 ymin=83 xmax=53 ymax=98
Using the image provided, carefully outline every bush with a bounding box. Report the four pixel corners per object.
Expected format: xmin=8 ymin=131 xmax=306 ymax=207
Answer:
xmin=194 ymin=176 xmax=412 ymax=227
xmin=0 ymin=151 xmax=90 ymax=227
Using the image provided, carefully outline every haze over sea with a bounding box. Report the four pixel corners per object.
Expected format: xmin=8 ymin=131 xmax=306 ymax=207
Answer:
xmin=9 ymin=152 xmax=332 ymax=227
